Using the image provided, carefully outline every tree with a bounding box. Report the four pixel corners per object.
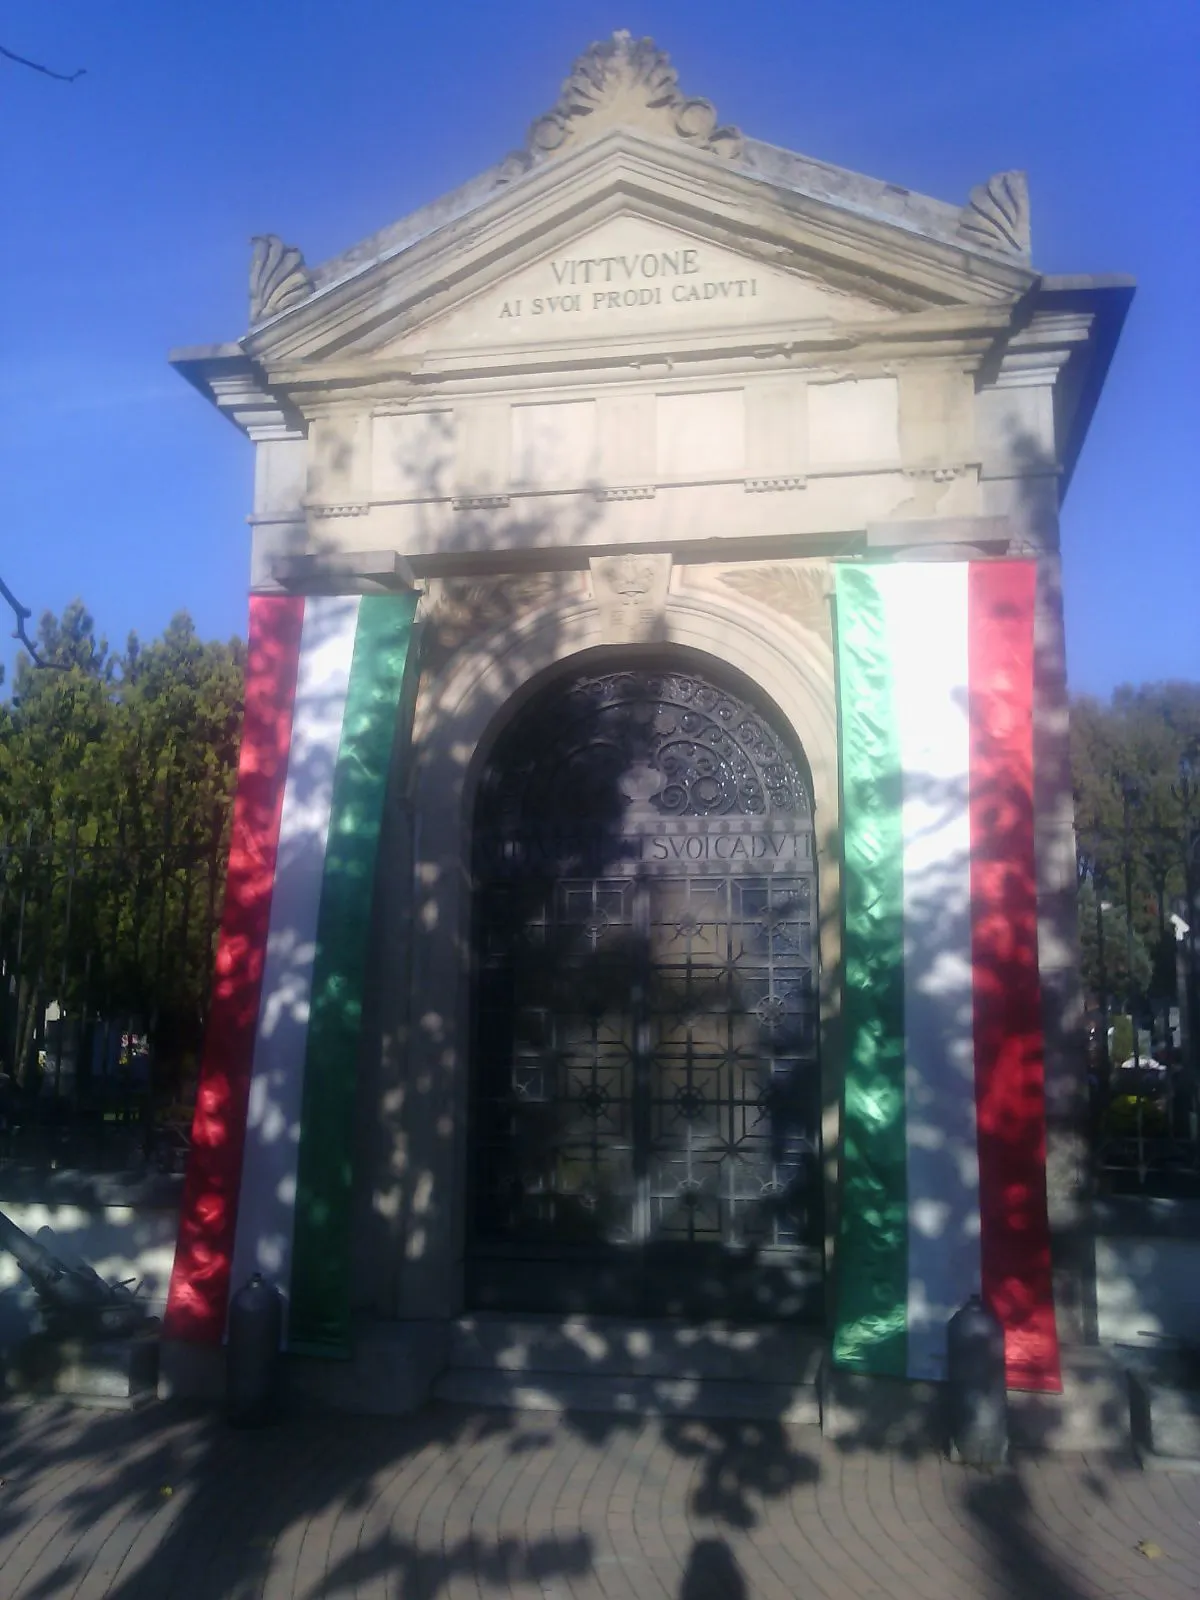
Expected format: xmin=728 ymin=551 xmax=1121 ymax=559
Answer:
xmin=1076 ymin=877 xmax=1152 ymax=1009
xmin=1072 ymin=681 xmax=1200 ymax=1010
xmin=0 ymin=601 xmax=244 ymax=1103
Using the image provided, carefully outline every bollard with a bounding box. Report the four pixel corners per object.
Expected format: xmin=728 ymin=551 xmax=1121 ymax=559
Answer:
xmin=946 ymin=1294 xmax=1008 ymax=1464
xmin=226 ymin=1272 xmax=282 ymax=1427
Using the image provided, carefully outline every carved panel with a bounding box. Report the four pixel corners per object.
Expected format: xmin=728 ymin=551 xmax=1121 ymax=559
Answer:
xmin=590 ymin=553 xmax=672 ymax=644
xmin=717 ymin=565 xmax=832 ymax=642
xmin=420 ymin=573 xmax=573 ymax=677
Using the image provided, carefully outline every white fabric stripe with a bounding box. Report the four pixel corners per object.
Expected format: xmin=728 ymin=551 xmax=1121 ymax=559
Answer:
xmin=880 ymin=564 xmax=982 ymax=1381
xmin=229 ymin=595 xmax=361 ymax=1337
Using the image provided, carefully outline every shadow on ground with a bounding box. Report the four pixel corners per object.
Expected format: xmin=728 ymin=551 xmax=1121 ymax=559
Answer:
xmin=0 ymin=1381 xmax=1152 ymax=1600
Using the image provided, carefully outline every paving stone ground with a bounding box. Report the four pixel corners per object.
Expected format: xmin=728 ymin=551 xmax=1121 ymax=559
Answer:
xmin=0 ymin=1398 xmax=1196 ymax=1599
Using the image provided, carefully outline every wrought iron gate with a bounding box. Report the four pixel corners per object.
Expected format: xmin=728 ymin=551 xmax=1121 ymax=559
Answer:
xmin=468 ymin=667 xmax=822 ymax=1319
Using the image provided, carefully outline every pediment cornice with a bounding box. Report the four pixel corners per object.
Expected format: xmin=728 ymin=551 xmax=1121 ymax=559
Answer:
xmin=242 ymin=131 xmax=1035 ymax=374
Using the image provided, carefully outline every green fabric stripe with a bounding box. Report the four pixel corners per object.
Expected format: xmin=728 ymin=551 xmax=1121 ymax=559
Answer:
xmin=288 ymin=592 xmax=420 ymax=1356
xmin=832 ymin=565 xmax=909 ymax=1377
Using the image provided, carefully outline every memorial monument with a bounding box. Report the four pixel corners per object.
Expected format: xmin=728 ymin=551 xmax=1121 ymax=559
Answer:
xmin=162 ymin=32 xmax=1132 ymax=1421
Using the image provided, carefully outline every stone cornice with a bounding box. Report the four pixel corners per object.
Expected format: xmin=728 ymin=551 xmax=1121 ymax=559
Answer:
xmin=170 ymin=345 xmax=306 ymax=440
xmin=192 ymin=290 xmax=1104 ymax=440
xmin=256 ymin=303 xmax=1016 ymax=410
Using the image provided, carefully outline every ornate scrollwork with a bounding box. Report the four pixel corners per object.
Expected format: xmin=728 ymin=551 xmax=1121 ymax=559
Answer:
xmin=482 ymin=668 xmax=809 ymax=826
xmin=958 ymin=170 xmax=1031 ymax=256
xmin=249 ymin=234 xmax=314 ymax=324
xmin=504 ymin=30 xmax=742 ymax=178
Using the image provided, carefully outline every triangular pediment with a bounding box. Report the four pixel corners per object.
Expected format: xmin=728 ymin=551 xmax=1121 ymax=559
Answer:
xmin=244 ymin=128 xmax=1036 ymax=376
xmin=176 ymin=30 xmax=1121 ymax=485
xmin=368 ymin=213 xmax=895 ymax=361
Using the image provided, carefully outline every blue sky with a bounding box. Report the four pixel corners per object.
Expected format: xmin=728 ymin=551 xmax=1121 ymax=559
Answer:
xmin=1 ymin=1 xmax=1196 ymax=696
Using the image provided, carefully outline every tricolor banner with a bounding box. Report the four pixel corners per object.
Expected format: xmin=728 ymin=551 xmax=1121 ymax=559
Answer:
xmin=832 ymin=561 xmax=1061 ymax=1393
xmin=164 ymin=591 xmax=420 ymax=1356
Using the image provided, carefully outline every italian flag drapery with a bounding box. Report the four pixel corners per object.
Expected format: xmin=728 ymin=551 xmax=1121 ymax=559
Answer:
xmin=833 ymin=560 xmax=1061 ymax=1393
xmin=164 ymin=591 xmax=420 ymax=1357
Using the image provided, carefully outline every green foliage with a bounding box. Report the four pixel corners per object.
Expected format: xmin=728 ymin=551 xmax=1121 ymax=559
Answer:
xmin=1102 ymin=1093 xmax=1169 ymax=1138
xmin=0 ymin=601 xmax=244 ymax=1093
xmin=1073 ymin=681 xmax=1200 ymax=1005
xmin=1076 ymin=880 xmax=1152 ymax=1004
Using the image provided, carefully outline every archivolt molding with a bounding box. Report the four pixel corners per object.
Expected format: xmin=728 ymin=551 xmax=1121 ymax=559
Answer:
xmin=662 ymin=589 xmax=838 ymax=833
xmin=404 ymin=577 xmax=843 ymax=1315
xmin=413 ymin=577 xmax=838 ymax=851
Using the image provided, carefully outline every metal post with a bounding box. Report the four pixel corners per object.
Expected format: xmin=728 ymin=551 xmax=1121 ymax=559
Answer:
xmin=1122 ymin=775 xmax=1145 ymax=1184
xmin=145 ymin=778 xmax=172 ymax=1159
xmin=10 ymin=823 xmax=33 ymax=1083
xmin=52 ymin=824 xmax=78 ymax=1103
xmin=1095 ymin=870 xmax=1109 ymax=1057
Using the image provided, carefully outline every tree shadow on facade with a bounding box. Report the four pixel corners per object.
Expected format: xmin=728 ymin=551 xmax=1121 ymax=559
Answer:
xmin=0 ymin=422 xmax=1123 ymax=1598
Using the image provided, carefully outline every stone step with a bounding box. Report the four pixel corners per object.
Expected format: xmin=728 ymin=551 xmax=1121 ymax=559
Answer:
xmin=433 ymin=1366 xmax=820 ymax=1424
xmin=446 ymin=1314 xmax=823 ymax=1386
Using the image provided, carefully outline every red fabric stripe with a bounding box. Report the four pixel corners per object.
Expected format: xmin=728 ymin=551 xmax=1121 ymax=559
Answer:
xmin=967 ymin=562 xmax=1062 ymax=1393
xmin=163 ymin=595 xmax=305 ymax=1343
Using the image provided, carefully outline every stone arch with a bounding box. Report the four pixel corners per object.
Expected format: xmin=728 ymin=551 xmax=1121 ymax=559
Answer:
xmin=390 ymin=586 xmax=841 ymax=1322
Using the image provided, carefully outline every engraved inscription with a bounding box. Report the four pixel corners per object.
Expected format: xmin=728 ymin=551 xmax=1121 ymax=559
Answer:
xmin=498 ymin=243 xmax=758 ymax=323
xmin=483 ymin=821 xmax=811 ymax=876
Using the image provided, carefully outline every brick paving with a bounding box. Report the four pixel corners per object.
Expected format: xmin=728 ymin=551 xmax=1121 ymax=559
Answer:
xmin=0 ymin=1398 xmax=1196 ymax=1599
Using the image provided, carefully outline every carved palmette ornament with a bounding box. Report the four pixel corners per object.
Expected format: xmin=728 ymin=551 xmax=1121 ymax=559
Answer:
xmin=958 ymin=171 xmax=1031 ymax=257
xmin=509 ymin=30 xmax=742 ymax=175
xmin=420 ymin=574 xmax=569 ymax=676
xmin=248 ymin=234 xmax=315 ymax=324
xmin=718 ymin=565 xmax=832 ymax=641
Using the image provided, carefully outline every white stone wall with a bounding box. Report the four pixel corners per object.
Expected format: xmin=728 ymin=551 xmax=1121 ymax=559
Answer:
xmin=250 ymin=366 xmax=1000 ymax=581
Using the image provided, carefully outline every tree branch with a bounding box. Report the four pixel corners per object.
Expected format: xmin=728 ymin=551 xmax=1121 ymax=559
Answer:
xmin=0 ymin=44 xmax=86 ymax=83
xmin=0 ymin=576 xmax=54 ymax=669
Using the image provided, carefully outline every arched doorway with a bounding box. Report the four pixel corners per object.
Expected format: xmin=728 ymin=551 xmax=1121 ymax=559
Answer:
xmin=467 ymin=662 xmax=822 ymax=1321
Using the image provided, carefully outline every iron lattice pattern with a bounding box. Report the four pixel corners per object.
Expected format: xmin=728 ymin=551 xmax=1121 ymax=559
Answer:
xmin=475 ymin=874 xmax=819 ymax=1250
xmin=471 ymin=667 xmax=821 ymax=1290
